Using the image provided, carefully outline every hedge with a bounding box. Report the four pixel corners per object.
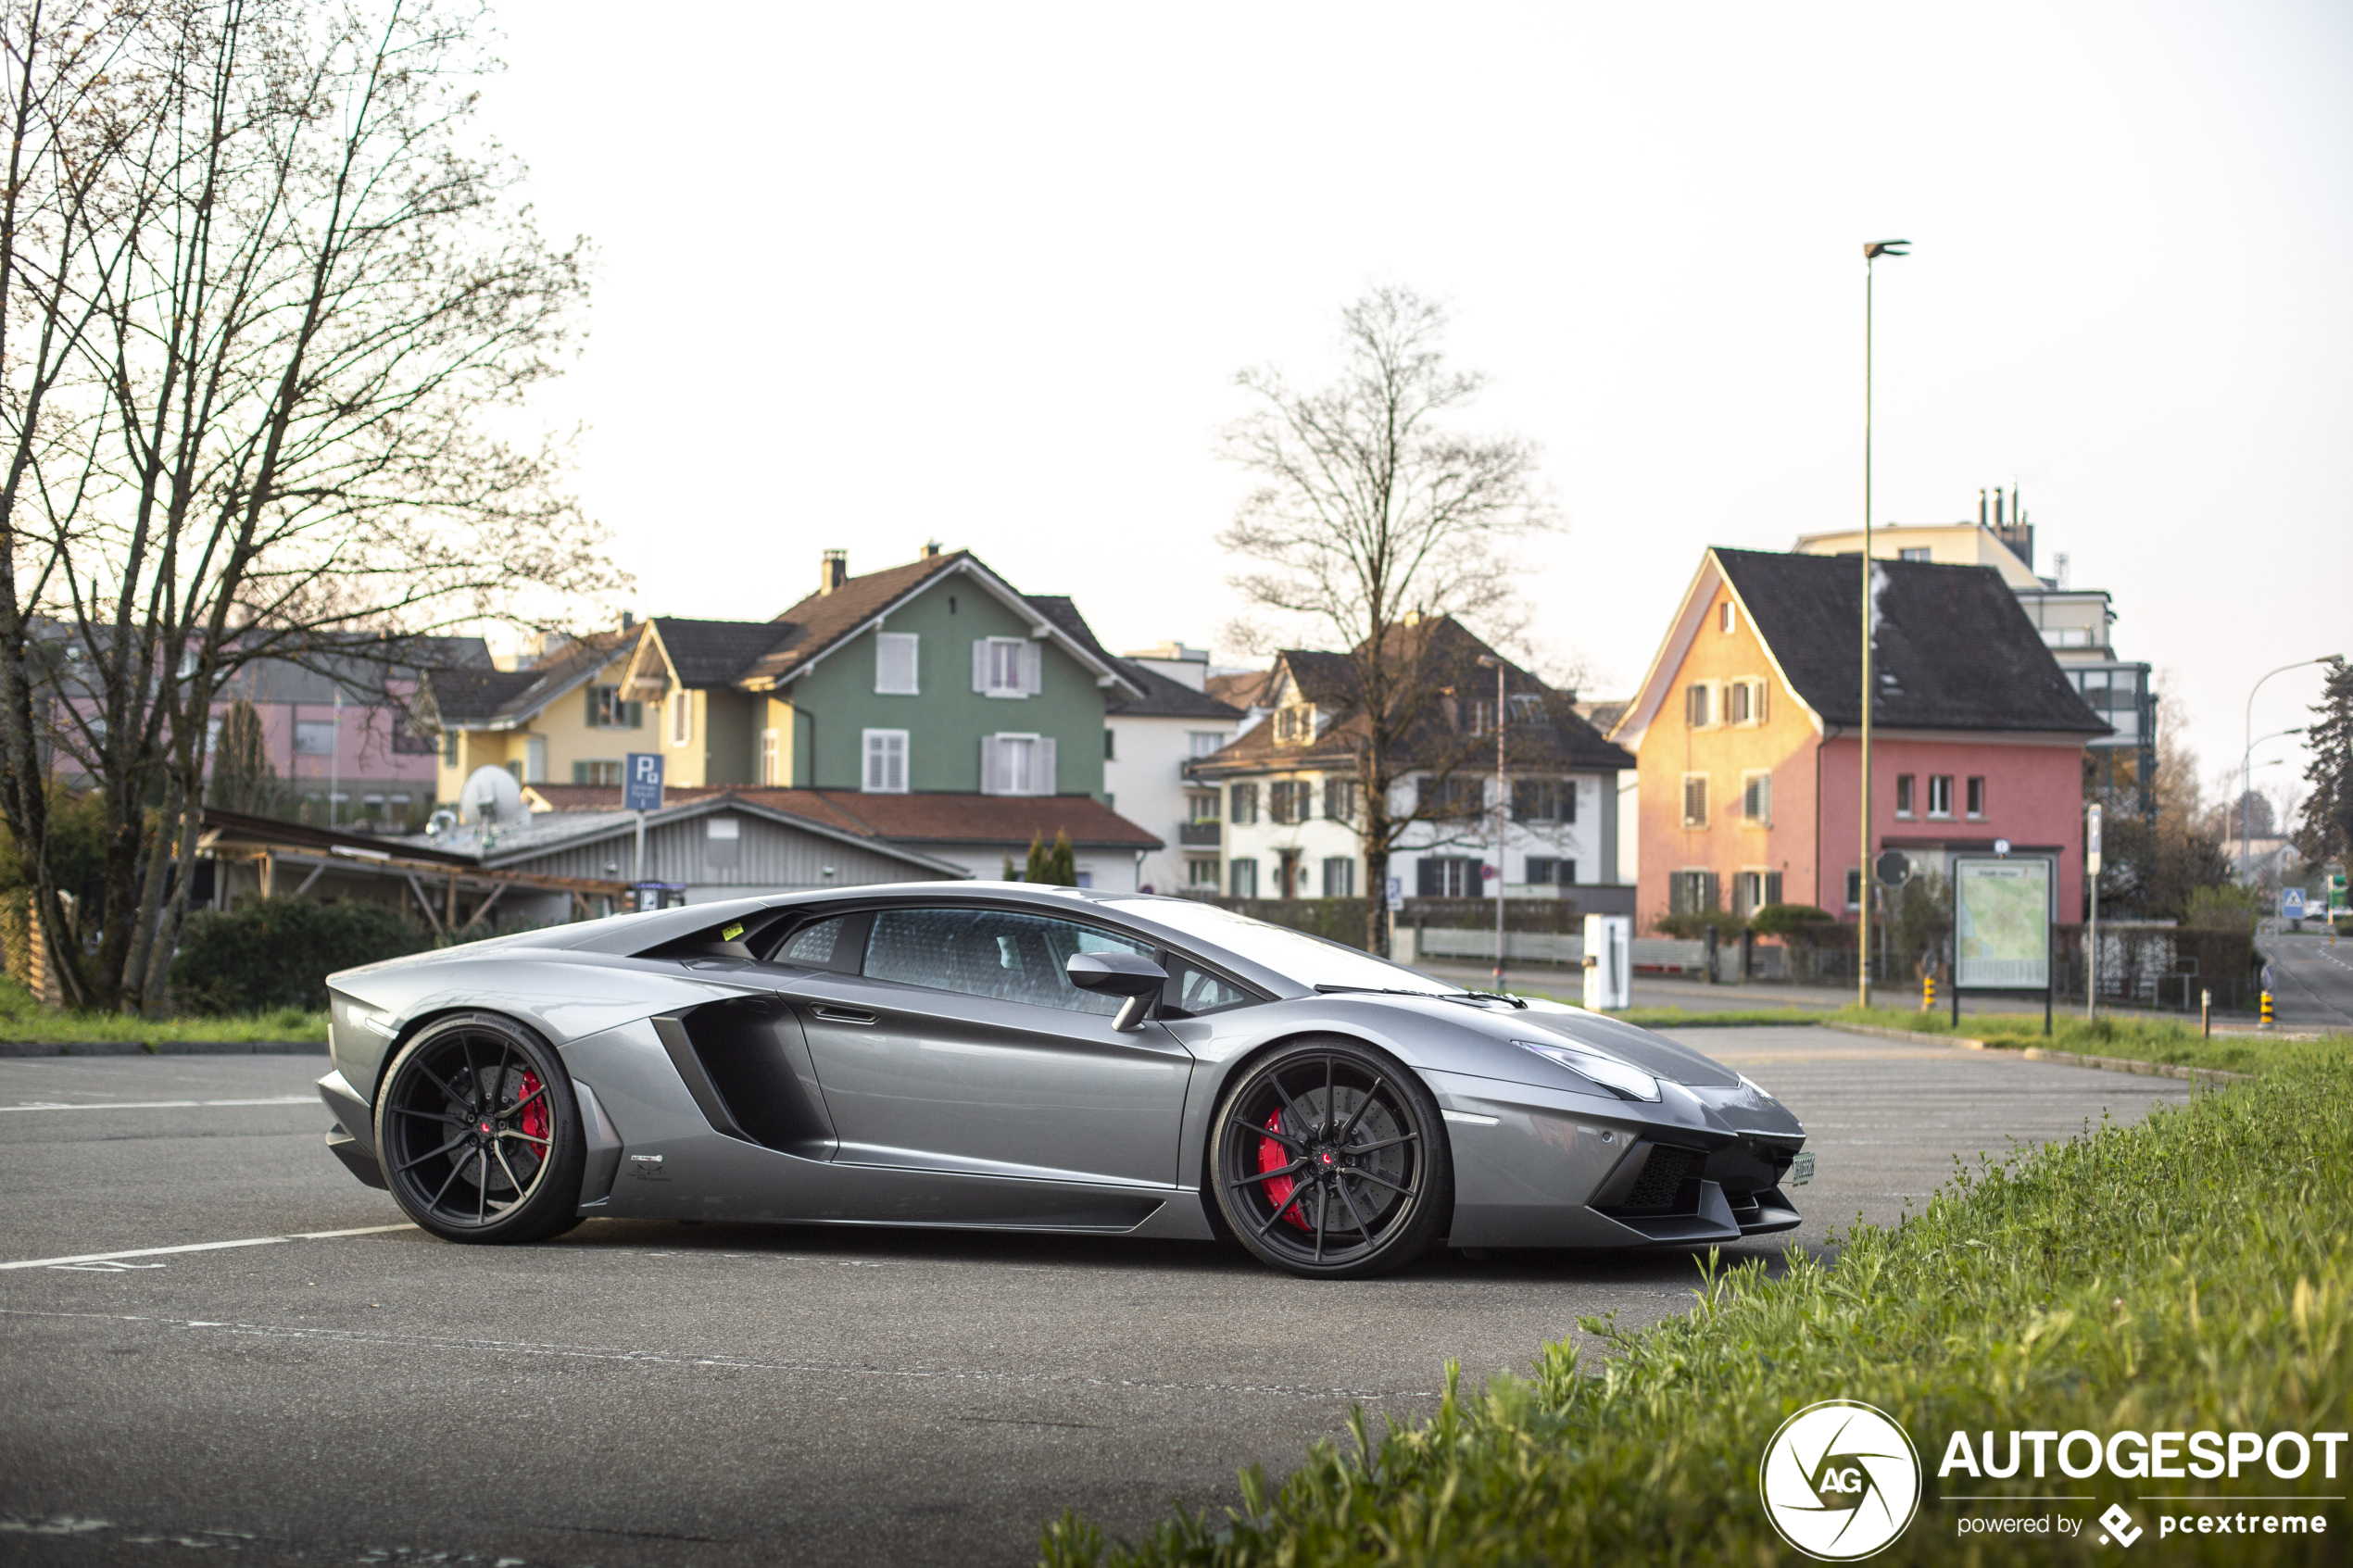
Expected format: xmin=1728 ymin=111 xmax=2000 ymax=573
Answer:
xmin=170 ymin=898 xmax=431 ymax=1014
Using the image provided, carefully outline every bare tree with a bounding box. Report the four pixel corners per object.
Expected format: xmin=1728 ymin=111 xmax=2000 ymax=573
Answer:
xmin=1 ymin=0 xmax=623 ymax=1012
xmin=1218 ymin=286 xmax=1554 ymax=950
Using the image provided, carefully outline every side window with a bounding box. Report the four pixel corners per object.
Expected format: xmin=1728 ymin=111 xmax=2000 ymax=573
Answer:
xmin=863 ymin=908 xmax=1151 ymax=1016
xmin=1163 ymin=956 xmax=1254 ymax=1017
xmin=773 ymin=913 xmax=869 ymax=974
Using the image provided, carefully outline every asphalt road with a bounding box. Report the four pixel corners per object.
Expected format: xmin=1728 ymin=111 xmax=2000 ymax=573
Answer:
xmin=0 ymin=1032 xmax=2193 ymax=1568
xmin=2259 ymin=924 xmax=2353 ymax=1030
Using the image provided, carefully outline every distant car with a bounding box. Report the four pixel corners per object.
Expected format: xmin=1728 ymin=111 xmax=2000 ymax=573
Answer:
xmin=318 ymin=884 xmax=1808 ymax=1279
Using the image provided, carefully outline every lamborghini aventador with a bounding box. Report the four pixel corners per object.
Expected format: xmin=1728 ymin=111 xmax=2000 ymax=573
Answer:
xmin=316 ymin=884 xmax=1809 ymax=1278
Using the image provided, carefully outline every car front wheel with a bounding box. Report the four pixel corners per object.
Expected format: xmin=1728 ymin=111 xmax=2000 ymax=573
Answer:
xmin=374 ymin=1012 xmax=585 ymax=1244
xmin=1210 ymin=1036 xmax=1450 ymax=1279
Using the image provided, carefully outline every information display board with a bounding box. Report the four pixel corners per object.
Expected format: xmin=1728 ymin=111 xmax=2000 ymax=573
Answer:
xmin=1953 ymin=856 xmax=2052 ymax=991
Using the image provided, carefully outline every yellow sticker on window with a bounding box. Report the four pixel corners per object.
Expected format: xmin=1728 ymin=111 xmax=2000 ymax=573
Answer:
xmin=721 ymin=922 xmax=744 ymax=942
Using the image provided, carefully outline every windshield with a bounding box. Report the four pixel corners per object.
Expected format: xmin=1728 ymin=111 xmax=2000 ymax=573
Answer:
xmin=1103 ymin=897 xmax=1463 ymax=996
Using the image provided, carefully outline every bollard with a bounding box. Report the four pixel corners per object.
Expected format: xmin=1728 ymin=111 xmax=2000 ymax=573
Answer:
xmin=2201 ymin=987 xmax=2211 ymax=1039
xmin=1921 ymin=972 xmax=1935 ymax=1012
xmin=2259 ymin=991 xmax=2275 ymax=1030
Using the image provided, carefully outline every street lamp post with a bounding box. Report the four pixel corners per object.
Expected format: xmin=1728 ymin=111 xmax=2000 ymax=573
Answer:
xmin=2242 ymin=659 xmax=2337 ymax=872
xmin=1857 ymin=239 xmax=1908 ymax=1010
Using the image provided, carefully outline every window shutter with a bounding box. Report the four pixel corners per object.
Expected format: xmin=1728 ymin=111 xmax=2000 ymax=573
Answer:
xmin=1766 ymin=872 xmax=1783 ymax=907
xmin=1022 ymin=642 xmax=1042 ymax=696
xmin=1567 ymin=781 xmax=1579 ymax=823
xmin=585 ymin=688 xmax=599 ymax=727
xmin=979 ymin=735 xmax=1001 ymax=795
xmin=626 ymin=700 xmax=643 ymax=729
xmin=1035 ymin=735 xmax=1055 ymax=796
xmin=1755 ymin=681 xmax=1768 ymax=722
xmin=973 ymin=640 xmax=989 ymax=693
xmin=1702 ymin=872 xmax=1719 ymax=912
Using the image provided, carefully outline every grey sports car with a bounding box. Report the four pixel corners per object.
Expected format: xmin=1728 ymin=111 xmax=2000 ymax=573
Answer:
xmin=317 ymin=884 xmax=1809 ymax=1279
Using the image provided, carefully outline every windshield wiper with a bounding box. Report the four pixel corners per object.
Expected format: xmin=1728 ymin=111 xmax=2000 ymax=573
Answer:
xmin=1314 ymin=984 xmax=1528 ymax=1010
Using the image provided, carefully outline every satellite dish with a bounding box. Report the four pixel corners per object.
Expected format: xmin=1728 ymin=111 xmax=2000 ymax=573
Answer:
xmin=459 ymin=765 xmax=524 ymax=826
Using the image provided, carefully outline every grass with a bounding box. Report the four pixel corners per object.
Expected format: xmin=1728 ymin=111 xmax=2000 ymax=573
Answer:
xmin=1822 ymin=1004 xmax=2332 ymax=1075
xmin=0 ymin=973 xmax=326 ymax=1045
xmin=1041 ymin=1039 xmax=2353 ymax=1566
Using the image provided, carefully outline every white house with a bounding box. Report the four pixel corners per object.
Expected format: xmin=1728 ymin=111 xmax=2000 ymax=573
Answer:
xmin=1029 ymin=607 xmax=1242 ymax=895
xmin=1184 ymin=617 xmax=1634 ymax=907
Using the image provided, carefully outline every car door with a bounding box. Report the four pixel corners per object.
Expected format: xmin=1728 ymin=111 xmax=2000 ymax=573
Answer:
xmin=774 ymin=904 xmax=1196 ymax=1188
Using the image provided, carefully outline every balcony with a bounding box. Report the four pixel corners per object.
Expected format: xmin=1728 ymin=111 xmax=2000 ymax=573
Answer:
xmin=1178 ymin=821 xmax=1221 ymax=847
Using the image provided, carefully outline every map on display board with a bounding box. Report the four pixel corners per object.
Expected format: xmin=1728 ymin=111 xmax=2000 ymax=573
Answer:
xmin=1954 ymin=858 xmax=2051 ymax=989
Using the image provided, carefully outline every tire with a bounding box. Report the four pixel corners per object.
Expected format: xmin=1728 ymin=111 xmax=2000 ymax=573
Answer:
xmin=374 ymin=1012 xmax=586 ymax=1245
xmin=1209 ymin=1036 xmax=1451 ymax=1279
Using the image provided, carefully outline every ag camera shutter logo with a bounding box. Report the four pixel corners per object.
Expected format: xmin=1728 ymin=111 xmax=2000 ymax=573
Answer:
xmin=1760 ymin=1400 xmax=1923 ymax=1560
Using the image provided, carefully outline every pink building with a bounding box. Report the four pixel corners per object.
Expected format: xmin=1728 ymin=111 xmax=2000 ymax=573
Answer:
xmin=1609 ymin=548 xmax=2110 ymax=931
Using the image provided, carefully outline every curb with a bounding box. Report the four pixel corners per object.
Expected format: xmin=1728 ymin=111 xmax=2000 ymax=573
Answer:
xmin=1821 ymin=1022 xmax=2248 ymax=1085
xmin=0 ymin=1040 xmax=327 ymax=1058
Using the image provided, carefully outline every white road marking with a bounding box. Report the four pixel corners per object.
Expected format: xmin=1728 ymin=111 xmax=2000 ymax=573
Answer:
xmin=0 ymin=1224 xmax=410 ymax=1272
xmin=0 ymin=1307 xmax=1439 ymax=1402
xmin=2 ymin=1097 xmax=315 ymax=1112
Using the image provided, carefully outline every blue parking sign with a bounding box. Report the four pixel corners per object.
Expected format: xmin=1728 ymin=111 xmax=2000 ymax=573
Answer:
xmin=623 ymin=752 xmax=664 ymax=812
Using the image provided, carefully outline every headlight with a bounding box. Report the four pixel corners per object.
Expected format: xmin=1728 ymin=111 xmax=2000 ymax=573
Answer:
xmin=337 ymin=997 xmax=396 ymax=1036
xmin=1738 ymin=1073 xmax=1778 ymax=1102
xmin=1514 ymin=1039 xmax=1660 ymax=1102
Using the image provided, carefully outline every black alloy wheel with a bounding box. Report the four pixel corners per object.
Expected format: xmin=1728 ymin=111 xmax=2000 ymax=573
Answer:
xmin=375 ymin=1012 xmax=585 ymax=1244
xmin=1210 ymin=1036 xmax=1450 ymax=1279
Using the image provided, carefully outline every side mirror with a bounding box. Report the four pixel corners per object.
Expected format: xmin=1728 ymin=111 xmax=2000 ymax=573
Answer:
xmin=1066 ymin=950 xmax=1168 ymax=1031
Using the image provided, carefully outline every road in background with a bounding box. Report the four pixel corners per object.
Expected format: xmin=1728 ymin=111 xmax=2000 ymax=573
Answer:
xmin=1 ymin=1033 xmax=2192 ymax=1567
xmin=2259 ymin=924 xmax=2353 ymax=1030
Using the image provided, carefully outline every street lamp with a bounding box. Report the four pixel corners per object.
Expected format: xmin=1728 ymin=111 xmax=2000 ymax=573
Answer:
xmin=1477 ymin=653 xmax=1507 ymax=988
xmin=1857 ymin=238 xmax=1908 ymax=1010
xmin=2242 ymin=659 xmax=2337 ymax=872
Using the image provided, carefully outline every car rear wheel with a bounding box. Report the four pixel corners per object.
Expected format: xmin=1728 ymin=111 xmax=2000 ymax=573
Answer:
xmin=375 ymin=1013 xmax=585 ymax=1244
xmin=1210 ymin=1036 xmax=1450 ymax=1279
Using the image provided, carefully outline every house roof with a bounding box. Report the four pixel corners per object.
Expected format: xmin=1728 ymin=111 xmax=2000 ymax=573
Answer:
xmin=517 ymin=784 xmax=1164 ymax=852
xmin=424 ymin=629 xmax=634 ymax=727
xmin=1713 ymin=548 xmax=2108 ymax=733
xmin=1027 ymin=596 xmax=1240 ymax=722
xmin=1205 ymin=669 xmax=1273 ymax=710
xmin=1609 ymin=548 xmax=2109 ymax=751
xmin=640 ymin=617 xmax=793 ymax=688
xmin=1186 ymin=617 xmax=1633 ymax=779
xmin=622 ymin=552 xmax=1143 ymax=700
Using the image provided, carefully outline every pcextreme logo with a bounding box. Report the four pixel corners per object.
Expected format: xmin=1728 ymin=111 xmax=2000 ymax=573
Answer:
xmin=1760 ymin=1400 xmax=1924 ymax=1561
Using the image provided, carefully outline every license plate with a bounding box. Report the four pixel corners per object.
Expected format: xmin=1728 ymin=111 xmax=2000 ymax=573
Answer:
xmin=1788 ymin=1151 xmax=1816 ymax=1186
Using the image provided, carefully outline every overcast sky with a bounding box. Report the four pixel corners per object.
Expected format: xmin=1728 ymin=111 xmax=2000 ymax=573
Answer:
xmin=477 ymin=0 xmax=2350 ymax=814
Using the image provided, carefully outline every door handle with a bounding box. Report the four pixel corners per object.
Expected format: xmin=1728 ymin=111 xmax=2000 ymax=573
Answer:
xmin=811 ymin=1006 xmax=877 ymax=1025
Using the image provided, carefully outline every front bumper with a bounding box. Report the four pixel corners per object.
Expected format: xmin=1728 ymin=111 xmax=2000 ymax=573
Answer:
xmin=1427 ymin=1068 xmax=1808 ymax=1249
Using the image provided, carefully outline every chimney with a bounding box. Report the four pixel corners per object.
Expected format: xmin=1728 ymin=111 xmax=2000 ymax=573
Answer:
xmin=819 ymin=549 xmax=848 ymax=596
xmin=1993 ymin=490 xmax=2004 ymax=530
xmin=1978 ymin=489 xmax=1988 ymax=529
xmin=621 ymin=609 xmax=635 ymax=631
xmin=921 ymin=540 xmax=943 ymax=559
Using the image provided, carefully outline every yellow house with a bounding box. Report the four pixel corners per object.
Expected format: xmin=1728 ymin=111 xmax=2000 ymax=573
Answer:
xmin=422 ymin=625 xmax=648 ymax=803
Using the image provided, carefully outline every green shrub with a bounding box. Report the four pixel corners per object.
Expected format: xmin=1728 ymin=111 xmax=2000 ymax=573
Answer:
xmin=171 ymin=898 xmax=430 ymax=1014
xmin=1043 ymin=1042 xmax=2353 ymax=1566
xmin=1748 ymin=901 xmax=1834 ymax=936
xmin=2184 ymin=882 xmax=2264 ymax=933
xmin=1650 ymin=909 xmax=1747 ymax=938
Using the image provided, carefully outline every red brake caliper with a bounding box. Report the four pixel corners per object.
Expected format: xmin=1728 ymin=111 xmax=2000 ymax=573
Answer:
xmin=1258 ymin=1111 xmax=1313 ymax=1230
xmin=516 ymin=1071 xmax=550 ymax=1161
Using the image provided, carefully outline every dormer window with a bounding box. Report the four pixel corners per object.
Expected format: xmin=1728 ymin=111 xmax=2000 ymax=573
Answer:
xmin=1274 ymin=704 xmax=1316 ymax=744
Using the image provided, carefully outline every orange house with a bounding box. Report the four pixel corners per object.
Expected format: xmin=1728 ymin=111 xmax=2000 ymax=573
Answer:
xmin=1609 ymin=548 xmax=2108 ymax=930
